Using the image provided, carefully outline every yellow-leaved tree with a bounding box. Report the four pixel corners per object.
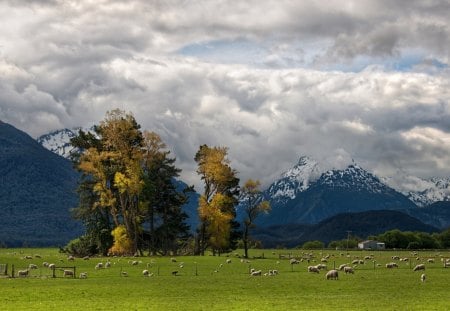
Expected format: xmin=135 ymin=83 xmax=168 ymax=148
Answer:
xmin=195 ymin=145 xmax=239 ymax=255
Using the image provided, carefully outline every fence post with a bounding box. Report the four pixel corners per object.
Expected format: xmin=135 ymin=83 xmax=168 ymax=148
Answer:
xmin=11 ymin=264 xmax=15 ymax=278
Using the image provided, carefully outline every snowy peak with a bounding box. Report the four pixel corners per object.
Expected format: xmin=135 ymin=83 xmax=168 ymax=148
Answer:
xmin=405 ymin=177 xmax=450 ymax=207
xmin=37 ymin=128 xmax=79 ymax=158
xmin=318 ymin=164 xmax=389 ymax=194
xmin=265 ymin=156 xmax=322 ymax=202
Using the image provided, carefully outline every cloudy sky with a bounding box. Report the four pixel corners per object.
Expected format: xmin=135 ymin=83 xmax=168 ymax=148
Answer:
xmin=1 ymin=0 xmax=449 ymax=192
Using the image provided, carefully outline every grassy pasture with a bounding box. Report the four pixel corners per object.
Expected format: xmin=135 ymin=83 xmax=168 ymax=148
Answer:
xmin=0 ymin=248 xmax=449 ymax=310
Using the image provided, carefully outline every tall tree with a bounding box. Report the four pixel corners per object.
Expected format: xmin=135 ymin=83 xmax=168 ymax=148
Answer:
xmin=241 ymin=179 xmax=270 ymax=258
xmin=194 ymin=145 xmax=239 ymax=255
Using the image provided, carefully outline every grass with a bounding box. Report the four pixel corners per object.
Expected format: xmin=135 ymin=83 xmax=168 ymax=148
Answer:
xmin=0 ymin=248 xmax=449 ymax=310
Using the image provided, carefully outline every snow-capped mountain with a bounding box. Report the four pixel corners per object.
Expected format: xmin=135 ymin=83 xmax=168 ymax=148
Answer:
xmin=404 ymin=177 xmax=450 ymax=207
xmin=264 ymin=156 xmax=322 ymax=203
xmin=37 ymin=128 xmax=80 ymax=158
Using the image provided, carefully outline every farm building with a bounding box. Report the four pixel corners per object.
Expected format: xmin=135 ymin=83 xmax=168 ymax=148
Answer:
xmin=358 ymin=240 xmax=385 ymax=250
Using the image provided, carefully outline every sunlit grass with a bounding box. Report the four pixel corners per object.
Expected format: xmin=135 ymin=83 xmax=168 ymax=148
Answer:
xmin=0 ymin=248 xmax=449 ymax=310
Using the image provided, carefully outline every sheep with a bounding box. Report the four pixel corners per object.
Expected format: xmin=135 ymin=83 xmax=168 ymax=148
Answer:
xmin=17 ymin=269 xmax=29 ymax=277
xmin=386 ymin=262 xmax=398 ymax=269
xmin=392 ymin=256 xmax=400 ymax=260
xmin=320 ymin=258 xmax=328 ymax=263
xmin=307 ymin=266 xmax=320 ymax=273
xmin=42 ymin=262 xmax=49 ymax=267
xmin=48 ymin=263 xmax=56 ymax=270
xmin=121 ymin=271 xmax=128 ymax=277
xmin=24 ymin=255 xmax=33 ymax=260
xmin=344 ymin=266 xmax=354 ymax=274
xmin=28 ymin=264 xmax=38 ymax=270
xmin=226 ymin=259 xmax=232 ymax=264
xmin=338 ymin=264 xmax=348 ymax=271
xmin=427 ymin=259 xmax=434 ymax=263
xmin=34 ymin=254 xmax=42 ymax=259
xmin=63 ymin=270 xmax=74 ymax=277
xmin=413 ymin=264 xmax=425 ymax=271
xmin=351 ymin=259 xmax=360 ymax=265
xmin=421 ymin=273 xmax=426 ymax=282
xmin=67 ymin=255 xmax=75 ymax=261
xmin=95 ymin=263 xmax=103 ymax=270
xmin=250 ymin=270 xmax=262 ymax=276
xmin=170 ymin=258 xmax=177 ymax=263
xmin=269 ymin=269 xmax=278 ymax=276
xmin=290 ymin=258 xmax=300 ymax=265
xmin=131 ymin=260 xmax=139 ymax=266
xmin=325 ymin=269 xmax=339 ymax=280
xmin=142 ymin=269 xmax=149 ymax=277
xmin=105 ymin=261 xmax=111 ymax=268
xmin=316 ymin=264 xmax=327 ymax=270
xmin=172 ymin=270 xmax=179 ymax=276
xmin=79 ymin=272 xmax=88 ymax=279
xmin=83 ymin=256 xmax=90 ymax=260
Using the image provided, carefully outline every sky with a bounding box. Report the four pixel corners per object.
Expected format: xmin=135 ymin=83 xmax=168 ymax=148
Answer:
xmin=0 ymin=0 xmax=449 ymax=192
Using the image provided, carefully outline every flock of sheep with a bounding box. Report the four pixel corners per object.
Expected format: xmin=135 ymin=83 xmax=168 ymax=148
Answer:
xmin=10 ymin=250 xmax=450 ymax=282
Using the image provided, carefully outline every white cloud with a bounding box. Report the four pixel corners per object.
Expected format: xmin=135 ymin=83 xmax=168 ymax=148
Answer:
xmin=0 ymin=0 xmax=449 ymax=191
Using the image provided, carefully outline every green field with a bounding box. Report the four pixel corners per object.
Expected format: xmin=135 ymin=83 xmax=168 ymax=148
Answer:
xmin=0 ymin=248 xmax=449 ymax=310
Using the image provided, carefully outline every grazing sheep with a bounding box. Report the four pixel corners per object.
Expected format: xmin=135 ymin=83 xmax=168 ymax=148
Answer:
xmin=42 ymin=262 xmax=49 ymax=267
xmin=427 ymin=259 xmax=434 ymax=263
xmin=18 ymin=269 xmax=29 ymax=277
xmin=316 ymin=264 xmax=327 ymax=270
xmin=28 ymin=264 xmax=38 ymax=270
xmin=63 ymin=270 xmax=74 ymax=277
xmin=226 ymin=259 xmax=232 ymax=264
xmin=34 ymin=254 xmax=42 ymax=259
xmin=67 ymin=255 xmax=75 ymax=261
xmin=320 ymin=258 xmax=328 ymax=263
xmin=142 ymin=270 xmax=149 ymax=277
xmin=105 ymin=261 xmax=111 ymax=268
xmin=131 ymin=260 xmax=139 ymax=266
xmin=338 ymin=264 xmax=348 ymax=271
xmin=413 ymin=264 xmax=425 ymax=271
xmin=269 ymin=269 xmax=278 ymax=276
xmin=95 ymin=263 xmax=103 ymax=270
xmin=83 ymin=256 xmax=90 ymax=260
xmin=392 ymin=256 xmax=400 ymax=260
xmin=24 ymin=255 xmax=33 ymax=260
xmin=48 ymin=263 xmax=56 ymax=270
xmin=290 ymin=258 xmax=300 ymax=265
xmin=250 ymin=270 xmax=262 ymax=276
xmin=121 ymin=271 xmax=128 ymax=277
xmin=386 ymin=262 xmax=398 ymax=269
xmin=344 ymin=266 xmax=354 ymax=274
xmin=421 ymin=274 xmax=426 ymax=282
xmin=351 ymin=259 xmax=359 ymax=265
xmin=79 ymin=272 xmax=88 ymax=279
xmin=172 ymin=270 xmax=179 ymax=276
xmin=325 ymin=269 xmax=339 ymax=280
xmin=170 ymin=258 xmax=177 ymax=263
xmin=307 ymin=266 xmax=320 ymax=273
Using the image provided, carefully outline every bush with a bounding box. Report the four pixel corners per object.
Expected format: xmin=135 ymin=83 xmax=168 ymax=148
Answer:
xmin=301 ymin=240 xmax=325 ymax=249
xmin=65 ymin=236 xmax=97 ymax=257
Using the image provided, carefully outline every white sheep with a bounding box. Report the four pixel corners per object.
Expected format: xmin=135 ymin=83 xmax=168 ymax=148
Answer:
xmin=344 ymin=266 xmax=354 ymax=274
xmin=307 ymin=266 xmax=320 ymax=273
xmin=79 ymin=272 xmax=88 ymax=279
xmin=427 ymin=259 xmax=434 ymax=263
xmin=170 ymin=258 xmax=177 ymax=263
xmin=48 ymin=263 xmax=56 ymax=270
xmin=421 ymin=273 xmax=426 ymax=282
xmin=105 ymin=261 xmax=111 ymax=268
xmin=17 ymin=269 xmax=29 ymax=277
xmin=28 ymin=264 xmax=38 ymax=270
xmin=95 ymin=263 xmax=103 ymax=270
xmin=316 ymin=263 xmax=327 ymax=270
xmin=142 ymin=269 xmax=149 ymax=276
xmin=226 ymin=259 xmax=232 ymax=264
xmin=250 ymin=270 xmax=262 ymax=276
xmin=121 ymin=271 xmax=128 ymax=277
xmin=42 ymin=262 xmax=49 ymax=267
xmin=325 ymin=269 xmax=339 ymax=280
xmin=386 ymin=262 xmax=398 ymax=269
xmin=67 ymin=255 xmax=75 ymax=261
xmin=290 ymin=258 xmax=300 ymax=265
xmin=338 ymin=264 xmax=348 ymax=271
xmin=413 ymin=264 xmax=425 ymax=271
xmin=131 ymin=260 xmax=139 ymax=266
xmin=63 ymin=269 xmax=74 ymax=277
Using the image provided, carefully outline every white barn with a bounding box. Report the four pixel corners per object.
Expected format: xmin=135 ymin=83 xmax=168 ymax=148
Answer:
xmin=358 ymin=240 xmax=385 ymax=250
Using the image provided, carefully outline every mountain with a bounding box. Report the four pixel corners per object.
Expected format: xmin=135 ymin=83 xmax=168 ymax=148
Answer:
xmin=404 ymin=177 xmax=450 ymax=207
xmin=402 ymin=201 xmax=450 ymax=230
xmin=255 ymin=161 xmax=417 ymax=226
xmin=251 ymin=210 xmax=439 ymax=248
xmin=0 ymin=121 xmax=82 ymax=247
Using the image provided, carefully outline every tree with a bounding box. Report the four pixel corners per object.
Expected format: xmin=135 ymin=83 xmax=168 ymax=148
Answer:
xmin=241 ymin=179 xmax=270 ymax=258
xmin=194 ymin=145 xmax=239 ymax=255
xmin=70 ymin=116 xmax=191 ymax=256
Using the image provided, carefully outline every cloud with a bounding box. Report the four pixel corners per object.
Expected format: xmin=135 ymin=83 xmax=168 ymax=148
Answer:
xmin=0 ymin=0 xmax=449 ymax=191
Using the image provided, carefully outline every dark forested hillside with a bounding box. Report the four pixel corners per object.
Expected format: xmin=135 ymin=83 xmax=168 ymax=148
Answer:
xmin=0 ymin=121 xmax=82 ymax=246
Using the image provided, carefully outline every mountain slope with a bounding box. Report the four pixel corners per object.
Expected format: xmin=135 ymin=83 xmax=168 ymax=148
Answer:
xmin=0 ymin=121 xmax=82 ymax=247
xmin=257 ymin=164 xmax=417 ymax=226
